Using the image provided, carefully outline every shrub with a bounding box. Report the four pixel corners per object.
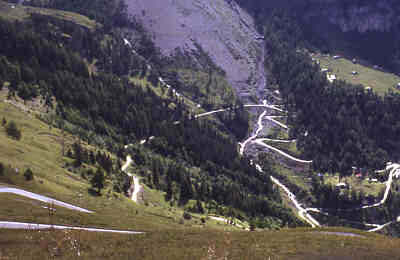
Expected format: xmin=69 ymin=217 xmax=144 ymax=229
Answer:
xmin=183 ymin=211 xmax=192 ymax=220
xmin=0 ymin=163 xmax=4 ymax=176
xmin=5 ymin=121 xmax=21 ymax=140
xmin=24 ymin=168 xmax=34 ymax=181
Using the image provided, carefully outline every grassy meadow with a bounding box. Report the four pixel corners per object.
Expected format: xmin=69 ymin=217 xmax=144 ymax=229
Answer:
xmin=0 ymin=0 xmax=96 ymax=30
xmin=312 ymin=53 xmax=400 ymax=96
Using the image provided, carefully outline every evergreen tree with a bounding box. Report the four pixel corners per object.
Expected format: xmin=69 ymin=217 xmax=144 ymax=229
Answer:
xmin=91 ymin=168 xmax=105 ymax=194
xmin=24 ymin=168 xmax=34 ymax=181
xmin=0 ymin=162 xmax=4 ymax=176
xmin=196 ymin=199 xmax=204 ymax=214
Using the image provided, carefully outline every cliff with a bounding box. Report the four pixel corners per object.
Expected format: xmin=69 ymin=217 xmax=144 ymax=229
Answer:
xmin=299 ymin=0 xmax=399 ymax=33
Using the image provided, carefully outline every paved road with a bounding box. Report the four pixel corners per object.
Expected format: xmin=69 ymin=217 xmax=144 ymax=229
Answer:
xmin=255 ymin=164 xmax=320 ymax=227
xmin=122 ymin=156 xmax=142 ymax=203
xmin=239 ymin=110 xmax=267 ymax=155
xmin=253 ymin=139 xmax=313 ymax=164
xmin=265 ymin=116 xmax=288 ymax=130
xmin=0 ymin=221 xmax=143 ymax=234
xmin=238 ymin=102 xmax=400 ymax=231
xmin=0 ymin=187 xmax=93 ymax=213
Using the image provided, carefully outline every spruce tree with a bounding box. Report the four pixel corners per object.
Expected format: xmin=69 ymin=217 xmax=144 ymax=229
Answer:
xmin=91 ymin=168 xmax=105 ymax=194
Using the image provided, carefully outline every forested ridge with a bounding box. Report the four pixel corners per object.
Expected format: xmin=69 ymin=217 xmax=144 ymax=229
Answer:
xmin=234 ymin=5 xmax=400 ymax=232
xmin=237 ymin=0 xmax=400 ymax=74
xmin=259 ymin=11 xmax=400 ymax=176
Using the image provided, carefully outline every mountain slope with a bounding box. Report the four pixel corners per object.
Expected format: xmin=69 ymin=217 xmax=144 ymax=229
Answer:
xmin=126 ymin=0 xmax=267 ymax=99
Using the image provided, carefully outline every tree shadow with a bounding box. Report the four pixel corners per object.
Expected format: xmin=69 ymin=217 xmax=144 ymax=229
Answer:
xmin=88 ymin=188 xmax=100 ymax=196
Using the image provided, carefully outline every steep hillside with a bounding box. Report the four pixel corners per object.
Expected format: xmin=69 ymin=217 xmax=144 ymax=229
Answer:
xmin=126 ymin=0 xmax=267 ymax=100
xmin=237 ymin=0 xmax=400 ymax=73
xmin=0 ymin=0 xmax=303 ymax=235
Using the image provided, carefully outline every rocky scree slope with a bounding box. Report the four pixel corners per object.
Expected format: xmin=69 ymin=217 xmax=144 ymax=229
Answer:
xmin=126 ymin=0 xmax=266 ymax=100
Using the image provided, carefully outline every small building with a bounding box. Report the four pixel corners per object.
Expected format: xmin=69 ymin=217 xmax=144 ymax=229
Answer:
xmin=327 ymin=74 xmax=336 ymax=83
xmin=336 ymin=183 xmax=347 ymax=189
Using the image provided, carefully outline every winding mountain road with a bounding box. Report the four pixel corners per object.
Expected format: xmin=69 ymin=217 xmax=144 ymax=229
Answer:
xmin=121 ymin=155 xmax=142 ymax=203
xmin=253 ymin=139 xmax=312 ymax=164
xmin=222 ymin=100 xmax=400 ymax=232
xmin=239 ymin=110 xmax=267 ymax=156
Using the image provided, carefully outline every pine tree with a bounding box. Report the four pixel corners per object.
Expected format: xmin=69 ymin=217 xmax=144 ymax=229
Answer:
xmin=165 ymin=181 xmax=173 ymax=201
xmin=24 ymin=168 xmax=34 ymax=181
xmin=196 ymin=199 xmax=204 ymax=214
xmin=91 ymin=168 xmax=105 ymax=194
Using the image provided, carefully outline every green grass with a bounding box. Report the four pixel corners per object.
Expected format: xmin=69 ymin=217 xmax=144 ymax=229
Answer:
xmin=0 ymin=95 xmax=250 ymax=236
xmin=312 ymin=53 xmax=400 ymax=96
xmin=324 ymin=174 xmax=385 ymax=197
xmin=264 ymin=140 xmax=302 ymax=158
xmin=0 ymin=0 xmax=97 ymax=30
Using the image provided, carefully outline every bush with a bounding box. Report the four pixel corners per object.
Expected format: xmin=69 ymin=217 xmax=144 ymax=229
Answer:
xmin=183 ymin=211 xmax=192 ymax=220
xmin=24 ymin=168 xmax=34 ymax=181
xmin=0 ymin=163 xmax=4 ymax=176
xmin=5 ymin=121 xmax=21 ymax=140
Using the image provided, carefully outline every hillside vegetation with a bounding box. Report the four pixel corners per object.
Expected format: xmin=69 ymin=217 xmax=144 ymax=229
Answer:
xmin=0 ymin=1 xmax=96 ymax=29
xmin=3 ymin=226 xmax=400 ymax=259
xmin=0 ymin=0 xmax=303 ymax=237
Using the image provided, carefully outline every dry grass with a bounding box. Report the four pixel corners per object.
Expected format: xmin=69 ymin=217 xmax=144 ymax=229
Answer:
xmin=0 ymin=227 xmax=400 ymax=259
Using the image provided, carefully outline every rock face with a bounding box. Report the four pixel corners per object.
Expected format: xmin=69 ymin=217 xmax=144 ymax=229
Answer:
xmin=125 ymin=0 xmax=266 ymax=99
xmin=269 ymin=0 xmax=398 ymax=33
xmin=301 ymin=0 xmax=399 ymax=33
